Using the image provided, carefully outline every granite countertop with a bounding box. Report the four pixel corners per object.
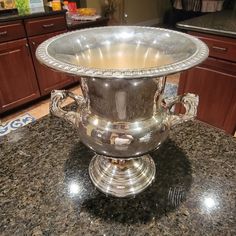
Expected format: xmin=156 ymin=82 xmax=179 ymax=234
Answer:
xmin=0 ymin=111 xmax=236 ymax=235
xmin=0 ymin=6 xmax=66 ymax=22
xmin=177 ymin=10 xmax=236 ymax=38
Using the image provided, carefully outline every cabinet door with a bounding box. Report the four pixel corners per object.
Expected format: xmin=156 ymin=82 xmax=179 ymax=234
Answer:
xmin=0 ymin=38 xmax=40 ymax=113
xmin=29 ymin=31 xmax=76 ymax=96
xmin=177 ymin=58 xmax=236 ymax=134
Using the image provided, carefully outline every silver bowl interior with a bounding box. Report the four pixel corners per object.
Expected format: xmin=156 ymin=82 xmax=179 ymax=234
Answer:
xmin=37 ymin=26 xmax=208 ymax=78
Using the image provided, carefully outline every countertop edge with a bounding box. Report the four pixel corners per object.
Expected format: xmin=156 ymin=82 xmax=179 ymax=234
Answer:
xmin=177 ymin=22 xmax=236 ymax=38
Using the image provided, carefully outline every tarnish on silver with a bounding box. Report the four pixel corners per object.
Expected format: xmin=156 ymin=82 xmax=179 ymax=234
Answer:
xmin=37 ymin=26 xmax=208 ymax=198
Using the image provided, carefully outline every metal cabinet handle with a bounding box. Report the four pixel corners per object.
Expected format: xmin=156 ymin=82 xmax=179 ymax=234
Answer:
xmin=42 ymin=23 xmax=54 ymax=28
xmin=25 ymin=43 xmax=30 ymax=56
xmin=0 ymin=31 xmax=7 ymax=36
xmin=212 ymin=46 xmax=227 ymax=52
xmin=32 ymin=41 xmax=36 ymax=46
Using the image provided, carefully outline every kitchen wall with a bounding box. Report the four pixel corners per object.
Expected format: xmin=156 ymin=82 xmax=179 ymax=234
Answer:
xmin=124 ymin=0 xmax=171 ymax=25
xmin=86 ymin=0 xmax=171 ymax=25
xmin=86 ymin=0 xmax=102 ymax=14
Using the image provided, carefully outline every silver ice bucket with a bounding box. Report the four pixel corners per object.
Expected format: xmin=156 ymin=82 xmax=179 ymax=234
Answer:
xmin=36 ymin=26 xmax=208 ymax=197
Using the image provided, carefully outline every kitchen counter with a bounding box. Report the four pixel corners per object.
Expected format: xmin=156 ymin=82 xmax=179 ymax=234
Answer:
xmin=0 ymin=7 xmax=108 ymax=31
xmin=66 ymin=15 xmax=109 ymax=31
xmin=0 ymin=7 xmax=66 ymax=23
xmin=177 ymin=10 xmax=236 ymax=38
xmin=0 ymin=110 xmax=235 ymax=235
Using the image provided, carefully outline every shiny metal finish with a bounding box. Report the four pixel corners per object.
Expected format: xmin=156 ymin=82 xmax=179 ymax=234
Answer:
xmin=50 ymin=78 xmax=198 ymax=158
xmin=89 ymin=155 xmax=156 ymax=198
xmin=36 ymin=26 xmax=208 ymax=78
xmin=37 ymin=26 xmax=208 ymax=197
xmin=79 ymin=76 xmax=170 ymax=158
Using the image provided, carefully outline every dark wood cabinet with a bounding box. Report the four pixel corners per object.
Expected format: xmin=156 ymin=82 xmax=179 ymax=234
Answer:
xmin=0 ymin=12 xmax=108 ymax=114
xmin=0 ymin=12 xmax=74 ymax=114
xmin=25 ymin=13 xmax=74 ymax=96
xmin=0 ymin=20 xmax=26 ymax=43
xmin=25 ymin=15 xmax=67 ymax=37
xmin=29 ymin=31 xmax=75 ymax=95
xmin=0 ymin=38 xmax=40 ymax=112
xmin=177 ymin=32 xmax=236 ymax=135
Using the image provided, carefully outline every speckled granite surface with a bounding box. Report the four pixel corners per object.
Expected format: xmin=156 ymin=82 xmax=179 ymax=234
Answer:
xmin=177 ymin=10 xmax=236 ymax=38
xmin=0 ymin=113 xmax=236 ymax=235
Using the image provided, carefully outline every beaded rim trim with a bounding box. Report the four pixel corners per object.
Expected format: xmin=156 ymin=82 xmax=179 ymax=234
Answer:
xmin=36 ymin=26 xmax=209 ymax=79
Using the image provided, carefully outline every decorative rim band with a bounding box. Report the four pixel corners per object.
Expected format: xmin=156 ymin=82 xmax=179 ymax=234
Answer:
xmin=36 ymin=26 xmax=209 ymax=79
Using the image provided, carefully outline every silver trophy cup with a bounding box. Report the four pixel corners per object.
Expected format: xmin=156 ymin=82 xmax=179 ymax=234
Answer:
xmin=36 ymin=26 xmax=208 ymax=197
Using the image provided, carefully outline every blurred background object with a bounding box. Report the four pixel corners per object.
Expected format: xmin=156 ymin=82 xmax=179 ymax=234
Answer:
xmin=164 ymin=0 xmax=236 ymax=28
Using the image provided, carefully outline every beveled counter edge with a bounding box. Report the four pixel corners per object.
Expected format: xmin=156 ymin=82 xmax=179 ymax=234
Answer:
xmin=177 ymin=23 xmax=236 ymax=39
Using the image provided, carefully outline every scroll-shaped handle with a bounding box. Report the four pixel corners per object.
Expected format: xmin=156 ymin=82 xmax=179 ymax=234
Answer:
xmin=50 ymin=90 xmax=85 ymax=126
xmin=163 ymin=93 xmax=199 ymax=127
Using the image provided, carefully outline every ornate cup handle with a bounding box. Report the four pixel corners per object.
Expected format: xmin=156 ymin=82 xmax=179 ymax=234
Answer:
xmin=163 ymin=93 xmax=199 ymax=127
xmin=50 ymin=90 xmax=85 ymax=125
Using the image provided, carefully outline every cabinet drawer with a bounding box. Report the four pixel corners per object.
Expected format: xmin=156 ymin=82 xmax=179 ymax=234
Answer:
xmin=177 ymin=57 xmax=236 ymax=134
xmin=0 ymin=20 xmax=26 ymax=43
xmin=189 ymin=32 xmax=236 ymax=62
xmin=25 ymin=15 xmax=67 ymax=37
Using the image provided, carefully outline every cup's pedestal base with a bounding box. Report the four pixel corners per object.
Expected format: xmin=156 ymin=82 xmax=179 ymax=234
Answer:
xmin=89 ymin=154 xmax=156 ymax=198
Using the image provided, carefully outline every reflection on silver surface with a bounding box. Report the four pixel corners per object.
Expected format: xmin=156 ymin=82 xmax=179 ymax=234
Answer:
xmin=89 ymin=154 xmax=156 ymax=197
xmin=36 ymin=26 xmax=208 ymax=78
xmin=70 ymin=43 xmax=173 ymax=70
xmin=37 ymin=26 xmax=208 ymax=197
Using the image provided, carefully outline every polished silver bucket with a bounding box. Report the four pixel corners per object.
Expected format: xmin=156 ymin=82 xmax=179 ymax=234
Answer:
xmin=36 ymin=26 xmax=208 ymax=197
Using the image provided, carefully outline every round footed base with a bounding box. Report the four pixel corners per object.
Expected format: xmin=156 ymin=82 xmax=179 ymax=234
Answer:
xmin=89 ymin=154 xmax=156 ymax=198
